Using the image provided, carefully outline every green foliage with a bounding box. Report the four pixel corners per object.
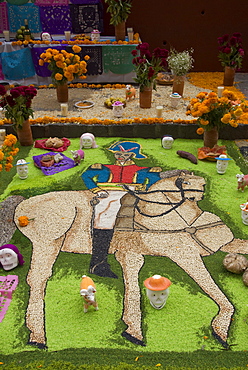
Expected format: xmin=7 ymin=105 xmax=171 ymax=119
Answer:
xmin=105 ymin=0 xmax=132 ymax=26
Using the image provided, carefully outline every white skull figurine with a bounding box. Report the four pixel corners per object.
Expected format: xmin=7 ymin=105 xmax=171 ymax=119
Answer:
xmin=16 ymin=159 xmax=29 ymax=179
xmin=41 ymin=32 xmax=52 ymax=42
xmin=143 ymin=275 xmax=172 ymax=309
xmin=162 ymin=136 xmax=174 ymax=149
xmin=0 ymin=248 xmax=18 ymax=271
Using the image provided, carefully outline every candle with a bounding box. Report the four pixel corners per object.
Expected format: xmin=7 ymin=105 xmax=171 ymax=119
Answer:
xmin=61 ymin=103 xmax=68 ymax=116
xmin=64 ymin=31 xmax=71 ymax=41
xmin=0 ymin=128 xmax=6 ymax=148
xmin=3 ymin=30 xmax=10 ymax=42
xmin=127 ymin=27 xmax=134 ymax=41
xmin=217 ymin=86 xmax=224 ymax=98
xmin=156 ymin=106 xmax=163 ymax=118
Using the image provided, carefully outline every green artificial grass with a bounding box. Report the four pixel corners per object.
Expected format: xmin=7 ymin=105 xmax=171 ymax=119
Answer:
xmin=1 ymin=137 xmax=248 ymax=369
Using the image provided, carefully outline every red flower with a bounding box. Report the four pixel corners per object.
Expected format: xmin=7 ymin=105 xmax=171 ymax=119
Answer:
xmin=10 ymin=88 xmax=22 ymax=98
xmin=148 ymin=66 xmax=155 ymax=78
xmin=6 ymin=95 xmax=15 ymax=107
xmin=131 ymin=49 xmax=137 ymax=56
xmin=0 ymin=85 xmax=6 ymax=96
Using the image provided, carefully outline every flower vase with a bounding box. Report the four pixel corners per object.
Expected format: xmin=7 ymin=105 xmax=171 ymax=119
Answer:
xmin=203 ymin=128 xmax=219 ymax=148
xmin=139 ymin=86 xmax=152 ymax=108
xmin=56 ymin=84 xmax=68 ymax=103
xmin=172 ymin=75 xmax=185 ymax=97
xmin=16 ymin=119 xmax=33 ymax=146
xmin=115 ymin=22 xmax=126 ymax=41
xmin=223 ymin=66 xmax=235 ymax=86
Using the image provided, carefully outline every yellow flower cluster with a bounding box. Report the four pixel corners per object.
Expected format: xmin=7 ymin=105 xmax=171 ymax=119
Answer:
xmin=38 ymin=46 xmax=89 ymax=85
xmin=0 ymin=134 xmax=19 ymax=172
xmin=186 ymin=90 xmax=248 ymax=134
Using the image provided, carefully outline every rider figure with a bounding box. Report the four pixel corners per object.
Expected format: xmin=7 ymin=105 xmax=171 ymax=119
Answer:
xmin=81 ymin=141 xmax=162 ymax=278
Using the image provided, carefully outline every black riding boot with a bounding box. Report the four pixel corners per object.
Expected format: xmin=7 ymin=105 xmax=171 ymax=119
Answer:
xmin=89 ymin=228 xmax=118 ymax=279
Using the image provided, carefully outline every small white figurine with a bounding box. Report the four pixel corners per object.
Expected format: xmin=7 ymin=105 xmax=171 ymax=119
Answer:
xmin=71 ymin=149 xmax=84 ymax=165
xmin=143 ymin=274 xmax=171 ymax=309
xmin=215 ymin=154 xmax=231 ymax=174
xmin=112 ymin=101 xmax=124 ymax=118
xmin=162 ymin=135 xmax=174 ymax=149
xmin=41 ymin=32 xmax=52 ymax=42
xmin=16 ymin=159 xmax=29 ymax=179
xmin=0 ymin=244 xmax=25 ymax=271
xmin=240 ymin=202 xmax=248 ymax=225
xmin=80 ymin=133 xmax=98 ymax=149
xmin=125 ymin=85 xmax=136 ymax=101
xmin=170 ymin=92 xmax=181 ymax=108
xmin=54 ymin=153 xmax=64 ymax=163
xmin=91 ymin=30 xmax=101 ymax=41
xmin=80 ymin=275 xmax=98 ymax=313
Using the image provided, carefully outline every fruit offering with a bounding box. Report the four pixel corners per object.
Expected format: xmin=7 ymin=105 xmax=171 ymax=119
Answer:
xmin=104 ymin=97 xmax=126 ymax=109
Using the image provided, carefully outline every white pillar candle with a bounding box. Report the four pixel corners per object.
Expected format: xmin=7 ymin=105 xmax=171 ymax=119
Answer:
xmin=64 ymin=31 xmax=71 ymax=41
xmin=61 ymin=103 xmax=68 ymax=116
xmin=3 ymin=30 xmax=10 ymax=42
xmin=156 ymin=106 xmax=163 ymax=118
xmin=217 ymin=86 xmax=224 ymax=98
xmin=127 ymin=27 xmax=134 ymax=41
xmin=0 ymin=128 xmax=6 ymax=148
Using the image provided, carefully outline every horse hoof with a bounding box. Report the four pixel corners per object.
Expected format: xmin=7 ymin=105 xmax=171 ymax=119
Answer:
xmin=27 ymin=341 xmax=47 ymax=349
xmin=122 ymin=331 xmax=146 ymax=346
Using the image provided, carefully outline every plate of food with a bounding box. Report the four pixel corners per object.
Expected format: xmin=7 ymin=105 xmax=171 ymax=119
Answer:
xmin=75 ymin=101 xmax=94 ymax=109
xmin=156 ymin=72 xmax=174 ymax=85
xmin=104 ymin=97 xmax=126 ymax=109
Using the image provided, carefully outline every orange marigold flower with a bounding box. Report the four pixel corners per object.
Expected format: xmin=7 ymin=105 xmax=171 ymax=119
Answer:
xmin=55 ymin=73 xmax=63 ymax=81
xmin=72 ymin=45 xmax=82 ymax=53
xmin=18 ymin=216 xmax=29 ymax=227
xmin=84 ymin=55 xmax=90 ymax=61
xmin=196 ymin=127 xmax=204 ymax=135
xmin=0 ymin=150 xmax=4 ymax=161
xmin=221 ymin=113 xmax=231 ymax=124
xmin=5 ymin=163 xmax=13 ymax=171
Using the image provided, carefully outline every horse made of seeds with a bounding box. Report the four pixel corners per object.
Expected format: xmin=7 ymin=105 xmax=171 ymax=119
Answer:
xmin=14 ymin=171 xmax=248 ymax=349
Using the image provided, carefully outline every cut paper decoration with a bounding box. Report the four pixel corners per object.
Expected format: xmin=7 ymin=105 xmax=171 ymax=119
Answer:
xmin=0 ymin=275 xmax=18 ymax=323
xmin=70 ymin=0 xmax=100 ymax=4
xmin=39 ymin=6 xmax=72 ymax=34
xmin=35 ymin=0 xmax=68 ymax=6
xmin=7 ymin=3 xmax=41 ymax=33
xmin=69 ymin=3 xmax=103 ymax=33
xmin=33 ymin=152 xmax=75 ymax=175
xmin=0 ymin=47 xmax=36 ymax=80
xmin=102 ymin=45 xmax=136 ymax=75
xmin=0 ymin=3 xmax=9 ymax=33
xmin=34 ymin=138 xmax=71 ymax=152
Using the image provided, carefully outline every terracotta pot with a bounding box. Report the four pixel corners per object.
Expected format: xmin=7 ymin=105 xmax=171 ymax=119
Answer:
xmin=56 ymin=84 xmax=68 ymax=103
xmin=172 ymin=75 xmax=185 ymax=97
xmin=203 ymin=128 xmax=219 ymax=148
xmin=115 ymin=22 xmax=126 ymax=41
xmin=223 ymin=66 xmax=235 ymax=86
xmin=139 ymin=86 xmax=152 ymax=108
xmin=16 ymin=119 xmax=33 ymax=146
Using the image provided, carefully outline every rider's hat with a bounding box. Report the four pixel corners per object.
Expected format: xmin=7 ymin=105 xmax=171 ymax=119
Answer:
xmin=144 ymin=275 xmax=171 ymax=291
xmin=107 ymin=141 xmax=146 ymax=159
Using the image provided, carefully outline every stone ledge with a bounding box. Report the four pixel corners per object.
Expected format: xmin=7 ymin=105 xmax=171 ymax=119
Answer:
xmin=3 ymin=123 xmax=248 ymax=140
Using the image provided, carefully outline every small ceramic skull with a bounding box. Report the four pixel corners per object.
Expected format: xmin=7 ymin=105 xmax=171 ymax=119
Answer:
xmin=216 ymin=154 xmax=231 ymax=174
xmin=162 ymin=135 xmax=174 ymax=149
xmin=41 ymin=32 xmax=52 ymax=42
xmin=16 ymin=159 xmax=29 ymax=179
xmin=80 ymin=133 xmax=98 ymax=149
xmin=0 ymin=244 xmax=25 ymax=271
xmin=144 ymin=274 xmax=171 ymax=309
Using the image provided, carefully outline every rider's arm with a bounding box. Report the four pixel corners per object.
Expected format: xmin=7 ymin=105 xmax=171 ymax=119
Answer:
xmin=136 ymin=167 xmax=162 ymax=190
xmin=81 ymin=164 xmax=110 ymax=193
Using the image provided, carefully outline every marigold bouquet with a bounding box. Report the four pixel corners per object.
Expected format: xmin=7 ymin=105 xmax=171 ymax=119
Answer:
xmin=0 ymin=133 xmax=19 ymax=172
xmin=0 ymin=85 xmax=37 ymax=129
xmin=186 ymin=90 xmax=248 ymax=134
xmin=38 ymin=45 xmax=90 ymax=85
xmin=217 ymin=32 xmax=244 ymax=69
xmin=131 ymin=42 xmax=169 ymax=91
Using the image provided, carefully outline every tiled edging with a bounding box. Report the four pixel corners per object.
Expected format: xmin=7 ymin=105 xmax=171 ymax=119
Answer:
xmin=3 ymin=122 xmax=248 ymax=140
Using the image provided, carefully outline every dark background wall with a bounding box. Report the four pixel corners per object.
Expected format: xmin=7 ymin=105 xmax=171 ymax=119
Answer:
xmin=102 ymin=0 xmax=248 ymax=72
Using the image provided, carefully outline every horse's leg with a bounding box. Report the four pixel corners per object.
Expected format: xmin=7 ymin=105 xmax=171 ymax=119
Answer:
xmin=165 ymin=244 xmax=234 ymax=348
xmin=26 ymin=236 xmax=65 ymax=348
xmin=115 ymin=249 xmax=145 ymax=346
xmin=221 ymin=238 xmax=248 ymax=254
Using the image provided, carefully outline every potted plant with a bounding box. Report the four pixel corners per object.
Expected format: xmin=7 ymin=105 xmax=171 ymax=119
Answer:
xmin=217 ymin=32 xmax=244 ymax=86
xmin=38 ymin=45 xmax=89 ymax=102
xmin=0 ymin=85 xmax=37 ymax=146
xmin=167 ymin=48 xmax=194 ymax=96
xmin=131 ymin=42 xmax=168 ymax=108
xmin=186 ymin=90 xmax=247 ymax=148
xmin=105 ymin=0 xmax=132 ymax=41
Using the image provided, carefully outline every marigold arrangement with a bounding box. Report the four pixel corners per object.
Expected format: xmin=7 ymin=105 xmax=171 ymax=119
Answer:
xmin=131 ymin=42 xmax=169 ymax=91
xmin=0 ymin=85 xmax=37 ymax=129
xmin=0 ymin=133 xmax=19 ymax=172
xmin=186 ymin=90 xmax=248 ymax=134
xmin=38 ymin=45 xmax=90 ymax=86
xmin=217 ymin=32 xmax=244 ymax=69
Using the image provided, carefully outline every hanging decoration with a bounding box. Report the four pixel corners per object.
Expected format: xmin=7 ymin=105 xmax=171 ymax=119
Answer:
xmin=7 ymin=3 xmax=41 ymax=33
xmin=39 ymin=5 xmax=72 ymax=34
